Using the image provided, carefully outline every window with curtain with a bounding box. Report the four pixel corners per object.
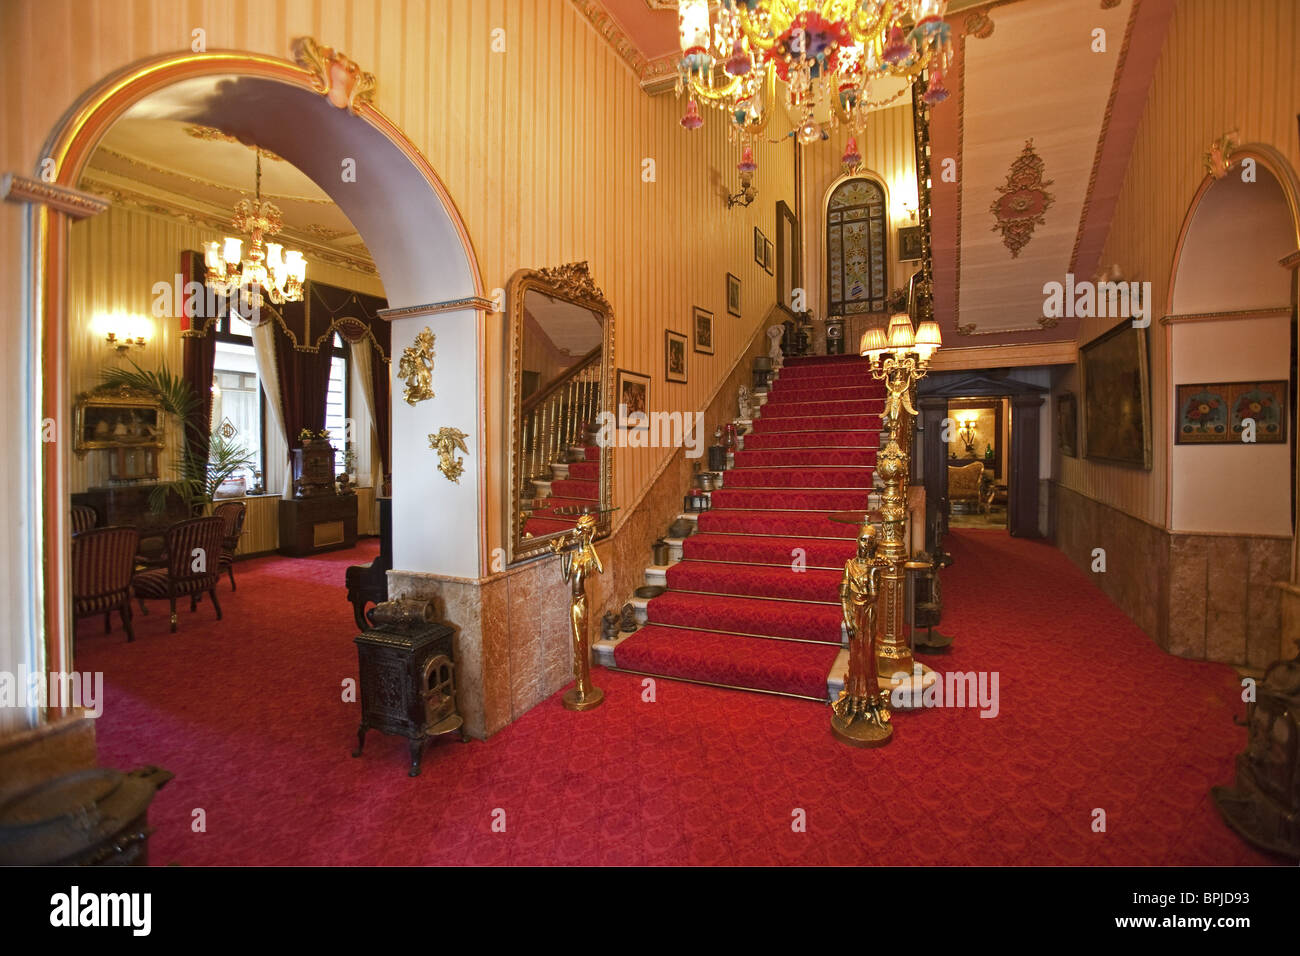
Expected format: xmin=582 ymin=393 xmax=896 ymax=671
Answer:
xmin=826 ymin=177 xmax=889 ymax=317
xmin=324 ymin=333 xmax=350 ymax=476
xmin=210 ymin=314 xmax=265 ymax=484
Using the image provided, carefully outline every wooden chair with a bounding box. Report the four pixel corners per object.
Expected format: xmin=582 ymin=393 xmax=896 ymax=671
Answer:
xmin=71 ymin=526 xmax=140 ymax=642
xmin=213 ymin=500 xmax=247 ymax=591
xmin=131 ymin=516 xmax=225 ymax=633
xmin=71 ymin=504 xmax=98 ymax=534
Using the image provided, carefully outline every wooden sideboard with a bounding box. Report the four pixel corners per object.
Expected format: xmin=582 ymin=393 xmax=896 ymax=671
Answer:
xmin=279 ymin=494 xmax=358 ymax=556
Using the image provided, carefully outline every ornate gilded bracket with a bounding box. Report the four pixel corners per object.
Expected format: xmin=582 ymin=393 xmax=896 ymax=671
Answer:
xmin=292 ymin=37 xmax=377 ymax=113
xmin=398 ymin=327 xmax=436 ymax=406
xmin=429 ymin=427 xmax=468 ymax=484
xmin=1204 ymin=129 xmax=1240 ymax=180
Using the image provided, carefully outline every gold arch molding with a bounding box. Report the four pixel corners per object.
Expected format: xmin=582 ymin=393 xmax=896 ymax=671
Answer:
xmin=23 ymin=46 xmax=487 ymax=696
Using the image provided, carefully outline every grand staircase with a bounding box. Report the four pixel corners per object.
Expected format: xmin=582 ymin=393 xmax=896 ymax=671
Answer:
xmin=607 ymin=354 xmax=885 ymax=700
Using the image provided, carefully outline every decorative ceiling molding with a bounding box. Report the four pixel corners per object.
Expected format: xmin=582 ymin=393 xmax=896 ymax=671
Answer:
xmin=378 ymin=297 xmax=496 ymax=321
xmin=571 ymin=0 xmax=650 ymax=82
xmin=92 ymin=146 xmax=334 ymax=205
xmin=80 ymin=173 xmax=378 ymax=278
xmin=183 ymin=125 xmax=286 ymax=161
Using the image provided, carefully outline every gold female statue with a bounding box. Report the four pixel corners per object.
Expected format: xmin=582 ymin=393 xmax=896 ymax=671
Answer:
xmin=550 ymin=512 xmax=605 ymax=711
xmin=832 ymin=523 xmax=893 ymax=747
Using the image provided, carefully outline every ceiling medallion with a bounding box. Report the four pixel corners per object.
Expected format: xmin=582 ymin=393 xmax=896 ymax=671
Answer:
xmin=292 ymin=36 xmax=377 ymax=113
xmin=990 ymin=139 xmax=1055 ymax=259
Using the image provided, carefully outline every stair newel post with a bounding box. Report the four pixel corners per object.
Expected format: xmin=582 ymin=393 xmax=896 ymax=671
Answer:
xmin=550 ymin=513 xmax=605 ymax=711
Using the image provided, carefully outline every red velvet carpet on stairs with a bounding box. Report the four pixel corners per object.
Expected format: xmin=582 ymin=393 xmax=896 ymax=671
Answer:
xmin=612 ymin=354 xmax=878 ymax=698
xmin=73 ymin=530 xmax=1274 ymax=865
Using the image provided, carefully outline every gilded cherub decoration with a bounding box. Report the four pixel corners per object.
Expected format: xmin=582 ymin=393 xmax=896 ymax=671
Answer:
xmin=1203 ymin=129 xmax=1240 ymax=180
xmin=292 ymin=37 xmax=377 ymax=113
xmin=399 ymin=327 xmax=436 ymax=406
xmin=429 ymin=427 xmax=468 ymax=483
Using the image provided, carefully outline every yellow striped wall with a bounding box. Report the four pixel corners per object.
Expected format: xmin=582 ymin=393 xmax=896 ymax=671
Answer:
xmin=1058 ymin=0 xmax=1300 ymax=527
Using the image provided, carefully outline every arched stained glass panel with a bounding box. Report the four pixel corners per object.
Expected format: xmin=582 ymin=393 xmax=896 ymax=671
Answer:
xmin=826 ymin=178 xmax=888 ymax=316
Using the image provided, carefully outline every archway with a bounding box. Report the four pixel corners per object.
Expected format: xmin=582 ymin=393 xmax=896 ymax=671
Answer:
xmin=1166 ymin=150 xmax=1299 ymax=539
xmin=23 ymin=49 xmax=484 ymax=691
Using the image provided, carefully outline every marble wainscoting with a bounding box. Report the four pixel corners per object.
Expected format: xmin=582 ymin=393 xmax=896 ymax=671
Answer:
xmin=1051 ymin=483 xmax=1291 ymax=667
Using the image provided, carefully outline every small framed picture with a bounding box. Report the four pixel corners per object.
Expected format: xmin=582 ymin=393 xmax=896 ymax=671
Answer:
xmin=616 ymin=369 xmax=650 ymax=429
xmin=764 ymin=237 xmax=774 ymax=274
xmin=754 ymin=226 xmax=765 ymax=267
xmin=898 ymin=225 xmax=923 ymax=261
xmin=693 ymin=306 xmax=714 ymax=355
xmin=726 ymin=273 xmax=741 ymax=317
xmin=1056 ymin=391 xmax=1078 ymax=458
xmin=665 ymin=330 xmax=687 ymax=383
xmin=1175 ymin=380 xmax=1288 ymax=444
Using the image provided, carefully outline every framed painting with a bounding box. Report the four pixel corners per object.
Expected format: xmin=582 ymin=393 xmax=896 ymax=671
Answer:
xmin=616 ymin=369 xmax=650 ymax=430
xmin=693 ymin=306 xmax=714 ymax=355
xmin=1056 ymin=391 xmax=1078 ymax=458
xmin=775 ymin=200 xmax=799 ymax=315
xmin=764 ymin=236 xmax=774 ymax=275
xmin=1174 ymin=383 xmax=1231 ymax=443
xmin=74 ymin=388 xmax=165 ymax=453
xmin=753 ymin=226 xmax=765 ymax=268
xmin=898 ymin=225 xmax=923 ymax=261
xmin=1175 ymin=380 xmax=1288 ymax=444
xmin=665 ymin=330 xmax=687 ymax=383
xmin=1079 ymin=320 xmax=1151 ymax=469
xmin=726 ymin=272 xmax=741 ymax=317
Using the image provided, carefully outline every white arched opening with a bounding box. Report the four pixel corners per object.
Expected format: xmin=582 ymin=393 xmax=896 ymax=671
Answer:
xmin=1168 ymin=157 xmax=1297 ymax=536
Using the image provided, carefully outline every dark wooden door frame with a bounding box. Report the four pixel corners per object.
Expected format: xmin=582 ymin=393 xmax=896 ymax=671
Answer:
xmin=917 ymin=373 xmax=1047 ymax=542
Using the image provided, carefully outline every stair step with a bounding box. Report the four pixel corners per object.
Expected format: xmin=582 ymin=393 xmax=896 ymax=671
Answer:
xmin=681 ymin=533 xmax=855 ymax=568
xmin=665 ymin=560 xmax=843 ymax=604
xmin=645 ymin=591 xmax=844 ymax=644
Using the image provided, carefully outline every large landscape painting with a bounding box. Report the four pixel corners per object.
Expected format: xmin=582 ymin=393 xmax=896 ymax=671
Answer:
xmin=1080 ymin=321 xmax=1151 ymax=469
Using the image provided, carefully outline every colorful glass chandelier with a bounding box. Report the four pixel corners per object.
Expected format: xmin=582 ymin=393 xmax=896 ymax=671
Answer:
xmin=204 ymin=149 xmax=307 ymax=309
xmin=676 ymin=1 xmax=952 ymax=162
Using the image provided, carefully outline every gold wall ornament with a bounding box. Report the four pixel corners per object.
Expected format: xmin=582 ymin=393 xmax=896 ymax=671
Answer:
xmin=548 ymin=513 xmax=605 ymax=711
xmin=1204 ymin=129 xmax=1241 ymax=180
xmin=292 ymin=37 xmax=377 ymax=113
xmin=832 ymin=524 xmax=893 ymax=748
xmin=534 ymin=261 xmax=611 ymax=312
xmin=429 ymin=427 xmax=468 ymax=484
xmin=399 ymin=327 xmax=436 ymax=405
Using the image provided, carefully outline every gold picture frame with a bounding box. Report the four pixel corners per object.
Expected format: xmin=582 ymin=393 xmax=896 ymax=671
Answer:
xmin=74 ymin=387 xmax=165 ymax=456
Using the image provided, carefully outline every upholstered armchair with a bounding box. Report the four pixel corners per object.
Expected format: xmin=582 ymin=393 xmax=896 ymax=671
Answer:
xmin=71 ymin=526 xmax=140 ymax=642
xmin=131 ymin=516 xmax=226 ymax=632
xmin=947 ymin=461 xmax=984 ymax=513
xmin=213 ymin=500 xmax=247 ymax=591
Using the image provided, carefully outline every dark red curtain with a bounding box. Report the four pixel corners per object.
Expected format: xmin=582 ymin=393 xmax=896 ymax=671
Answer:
xmin=181 ymin=251 xmax=216 ymax=470
xmin=272 ymin=328 xmax=335 ymax=451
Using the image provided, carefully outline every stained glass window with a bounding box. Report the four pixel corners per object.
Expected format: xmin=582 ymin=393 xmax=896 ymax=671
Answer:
xmin=826 ymin=177 xmax=888 ymax=316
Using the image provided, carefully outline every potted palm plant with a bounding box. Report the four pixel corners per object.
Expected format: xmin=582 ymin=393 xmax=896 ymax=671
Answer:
xmin=99 ymin=360 xmax=255 ymax=514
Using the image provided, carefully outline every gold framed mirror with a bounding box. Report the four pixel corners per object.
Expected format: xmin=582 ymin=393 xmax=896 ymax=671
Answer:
xmin=506 ymin=261 xmax=614 ymax=564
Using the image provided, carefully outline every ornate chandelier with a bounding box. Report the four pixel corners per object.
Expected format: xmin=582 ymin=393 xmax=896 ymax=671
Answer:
xmin=204 ymin=149 xmax=306 ymax=308
xmin=676 ymin=1 xmax=951 ymax=164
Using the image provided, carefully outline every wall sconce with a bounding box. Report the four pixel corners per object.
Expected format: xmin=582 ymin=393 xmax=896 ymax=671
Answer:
xmin=728 ymin=146 xmax=758 ymax=209
xmin=956 ymin=412 xmax=978 ymax=454
xmin=98 ymin=313 xmax=153 ymax=354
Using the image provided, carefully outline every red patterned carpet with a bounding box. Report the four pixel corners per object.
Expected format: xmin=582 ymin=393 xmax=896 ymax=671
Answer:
xmin=71 ymin=517 xmax=1276 ymax=865
xmin=613 ymin=354 xmax=878 ymax=698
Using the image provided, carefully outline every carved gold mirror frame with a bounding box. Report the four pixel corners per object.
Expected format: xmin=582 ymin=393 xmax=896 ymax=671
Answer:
xmin=506 ymin=262 xmax=615 ymax=565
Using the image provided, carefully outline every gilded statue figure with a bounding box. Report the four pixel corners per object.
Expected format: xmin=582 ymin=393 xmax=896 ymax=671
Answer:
xmin=549 ymin=512 xmax=605 ymax=711
xmin=398 ymin=327 xmax=436 ymax=406
xmin=832 ymin=523 xmax=893 ymax=746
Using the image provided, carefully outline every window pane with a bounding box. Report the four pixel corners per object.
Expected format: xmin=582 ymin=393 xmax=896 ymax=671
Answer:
xmin=226 ymin=312 xmax=253 ymax=337
xmin=325 ymin=353 xmax=348 ymax=475
xmin=211 ymin=340 xmax=262 ymax=482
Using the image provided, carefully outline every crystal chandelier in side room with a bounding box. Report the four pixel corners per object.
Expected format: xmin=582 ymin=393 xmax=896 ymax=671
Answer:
xmin=676 ymin=1 xmax=951 ymax=173
xmin=205 ymin=149 xmax=307 ymax=309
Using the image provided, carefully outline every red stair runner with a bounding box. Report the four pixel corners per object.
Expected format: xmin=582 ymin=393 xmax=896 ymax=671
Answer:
xmin=612 ymin=354 xmax=882 ymax=699
xmin=523 ymin=445 xmax=600 ymax=537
